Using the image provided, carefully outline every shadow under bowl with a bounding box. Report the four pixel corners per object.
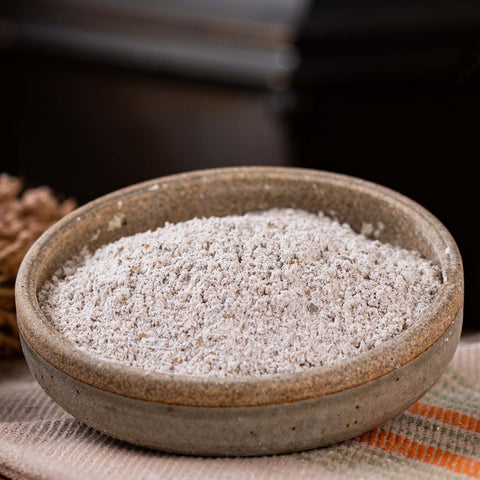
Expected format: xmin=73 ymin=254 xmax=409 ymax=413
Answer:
xmin=15 ymin=166 xmax=464 ymax=456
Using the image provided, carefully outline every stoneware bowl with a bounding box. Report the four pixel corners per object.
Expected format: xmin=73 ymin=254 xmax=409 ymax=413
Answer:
xmin=15 ymin=166 xmax=464 ymax=456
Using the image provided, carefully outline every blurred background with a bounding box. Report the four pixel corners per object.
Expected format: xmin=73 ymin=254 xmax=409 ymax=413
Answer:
xmin=1 ymin=0 xmax=479 ymax=326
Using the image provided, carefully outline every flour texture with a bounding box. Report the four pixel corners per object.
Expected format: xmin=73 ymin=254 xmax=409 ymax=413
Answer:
xmin=38 ymin=209 xmax=442 ymax=377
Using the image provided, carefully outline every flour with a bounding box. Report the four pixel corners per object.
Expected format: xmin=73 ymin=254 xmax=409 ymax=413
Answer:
xmin=38 ymin=208 xmax=442 ymax=377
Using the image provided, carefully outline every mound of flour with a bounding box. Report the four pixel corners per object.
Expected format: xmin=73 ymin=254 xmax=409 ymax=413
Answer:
xmin=38 ymin=208 xmax=442 ymax=377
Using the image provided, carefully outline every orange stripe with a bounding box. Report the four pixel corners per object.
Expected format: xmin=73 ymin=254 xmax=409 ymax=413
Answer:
xmin=459 ymin=458 xmax=480 ymax=477
xmin=390 ymin=434 xmax=404 ymax=453
xmin=409 ymin=401 xmax=480 ymax=437
xmin=469 ymin=460 xmax=480 ymax=477
xmin=382 ymin=432 xmax=395 ymax=451
xmin=452 ymin=412 xmax=461 ymax=427
xmin=358 ymin=431 xmax=370 ymax=442
xmin=448 ymin=454 xmax=459 ymax=469
xmin=357 ymin=429 xmax=480 ymax=478
xmin=460 ymin=414 xmax=469 ymax=429
xmin=376 ymin=430 xmax=387 ymax=448
xmin=439 ymin=451 xmax=451 ymax=467
xmin=443 ymin=410 xmax=452 ymax=424
xmin=462 ymin=458 xmax=473 ymax=475
xmin=468 ymin=417 xmax=477 ymax=431
xmin=368 ymin=428 xmax=378 ymax=446
xmin=431 ymin=447 xmax=445 ymax=465
xmin=424 ymin=446 xmax=435 ymax=463
xmin=406 ymin=440 xmax=419 ymax=459
xmin=399 ymin=437 xmax=411 ymax=456
xmin=415 ymin=444 xmax=426 ymax=461
xmin=427 ymin=405 xmax=436 ymax=419
xmin=409 ymin=402 xmax=420 ymax=414
xmin=455 ymin=456 xmax=467 ymax=474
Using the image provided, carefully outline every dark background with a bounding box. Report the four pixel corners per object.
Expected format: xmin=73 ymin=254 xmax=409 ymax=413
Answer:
xmin=1 ymin=0 xmax=479 ymax=326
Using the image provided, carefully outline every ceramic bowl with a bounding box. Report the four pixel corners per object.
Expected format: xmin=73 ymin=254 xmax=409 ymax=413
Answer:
xmin=15 ymin=166 xmax=464 ymax=456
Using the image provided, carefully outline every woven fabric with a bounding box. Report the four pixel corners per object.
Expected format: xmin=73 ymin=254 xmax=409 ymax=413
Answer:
xmin=1 ymin=339 xmax=480 ymax=480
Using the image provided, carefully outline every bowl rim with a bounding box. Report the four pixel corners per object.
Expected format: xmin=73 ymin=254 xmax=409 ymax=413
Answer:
xmin=15 ymin=166 xmax=464 ymax=407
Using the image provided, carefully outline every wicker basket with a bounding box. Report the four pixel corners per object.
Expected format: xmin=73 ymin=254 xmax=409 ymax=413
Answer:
xmin=0 ymin=173 xmax=76 ymax=357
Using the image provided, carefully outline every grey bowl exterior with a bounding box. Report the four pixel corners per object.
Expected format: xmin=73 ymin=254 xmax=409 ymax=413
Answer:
xmin=15 ymin=166 xmax=464 ymax=455
xmin=20 ymin=314 xmax=461 ymax=456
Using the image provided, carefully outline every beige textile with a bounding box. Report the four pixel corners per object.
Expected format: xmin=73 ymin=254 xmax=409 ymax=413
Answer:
xmin=2 ymin=338 xmax=480 ymax=480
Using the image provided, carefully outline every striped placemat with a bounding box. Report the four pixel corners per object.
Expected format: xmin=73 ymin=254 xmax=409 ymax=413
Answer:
xmin=1 ymin=337 xmax=480 ymax=480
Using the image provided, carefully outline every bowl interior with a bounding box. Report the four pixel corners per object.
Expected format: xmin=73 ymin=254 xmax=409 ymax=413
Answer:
xmin=16 ymin=166 xmax=464 ymax=407
xmin=34 ymin=168 xmax=443 ymax=285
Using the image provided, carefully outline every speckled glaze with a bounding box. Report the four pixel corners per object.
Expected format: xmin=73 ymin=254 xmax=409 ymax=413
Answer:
xmin=15 ymin=166 xmax=464 ymax=456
